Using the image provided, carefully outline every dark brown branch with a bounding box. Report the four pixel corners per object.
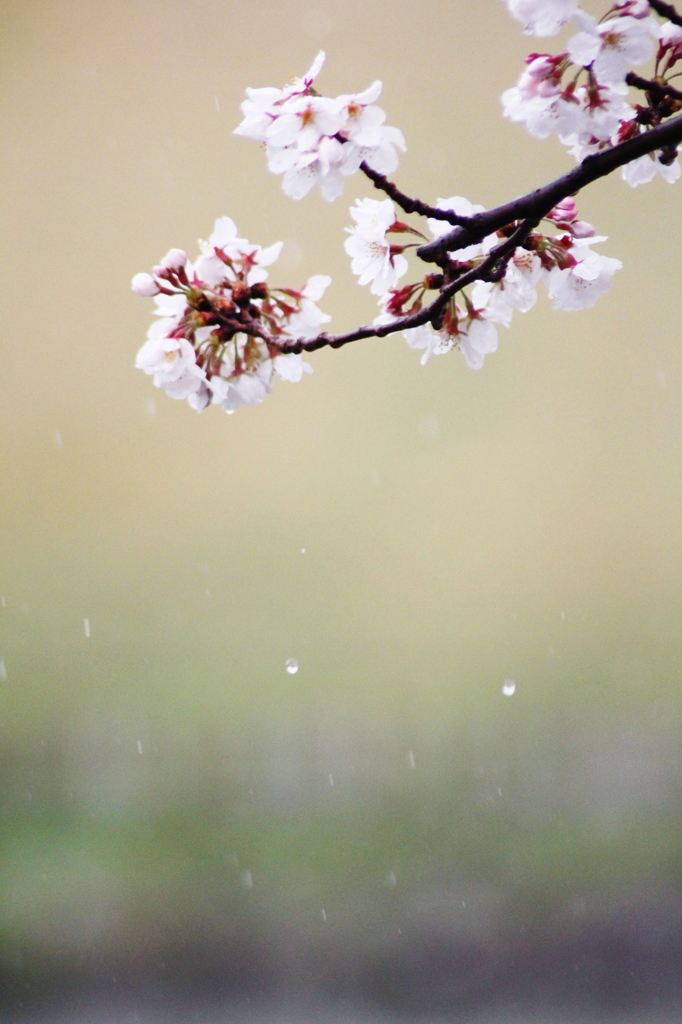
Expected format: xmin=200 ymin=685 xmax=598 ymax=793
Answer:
xmin=648 ymin=0 xmax=682 ymax=28
xmin=625 ymin=71 xmax=682 ymax=102
xmin=359 ymin=163 xmax=472 ymax=226
xmin=275 ymin=218 xmax=540 ymax=356
xmin=416 ymin=111 xmax=682 ymax=263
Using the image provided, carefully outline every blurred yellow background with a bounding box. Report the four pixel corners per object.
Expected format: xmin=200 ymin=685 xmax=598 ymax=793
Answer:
xmin=0 ymin=0 xmax=681 ymax=1019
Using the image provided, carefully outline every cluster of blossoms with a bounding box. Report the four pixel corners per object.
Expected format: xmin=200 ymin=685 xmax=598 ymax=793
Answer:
xmin=133 ymin=0 xmax=682 ymax=410
xmin=233 ymin=51 xmax=405 ymax=201
xmin=132 ymin=217 xmax=330 ymax=412
xmin=347 ymin=195 xmax=621 ymax=369
xmin=502 ymin=0 xmax=682 ymax=185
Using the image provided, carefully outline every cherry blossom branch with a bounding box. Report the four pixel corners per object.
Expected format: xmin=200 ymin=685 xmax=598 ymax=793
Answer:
xmin=416 ymin=110 xmax=682 ymax=263
xmin=359 ymin=162 xmax=472 ymax=226
xmin=648 ymin=0 xmax=682 ymax=28
xmin=275 ymin=217 xmax=540 ymax=355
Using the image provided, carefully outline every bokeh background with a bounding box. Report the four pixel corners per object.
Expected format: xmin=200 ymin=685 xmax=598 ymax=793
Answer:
xmin=1 ymin=1 xmax=681 ymax=1021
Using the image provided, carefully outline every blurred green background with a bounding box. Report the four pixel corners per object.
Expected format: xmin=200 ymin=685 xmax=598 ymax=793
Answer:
xmin=1 ymin=0 xmax=681 ymax=1019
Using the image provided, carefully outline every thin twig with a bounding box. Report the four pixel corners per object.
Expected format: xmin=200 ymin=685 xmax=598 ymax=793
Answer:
xmin=416 ymin=110 xmax=682 ymax=262
xmin=276 ymin=219 xmax=539 ymax=356
xmin=359 ymin=163 xmax=472 ymax=226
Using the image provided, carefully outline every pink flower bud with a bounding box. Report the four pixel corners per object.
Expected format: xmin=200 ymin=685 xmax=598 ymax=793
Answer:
xmin=159 ymin=248 xmax=188 ymax=271
xmin=570 ymin=220 xmax=596 ymax=238
xmin=131 ymin=272 xmax=159 ymax=296
xmin=613 ymin=0 xmax=650 ymax=17
xmin=659 ymin=21 xmax=682 ymax=48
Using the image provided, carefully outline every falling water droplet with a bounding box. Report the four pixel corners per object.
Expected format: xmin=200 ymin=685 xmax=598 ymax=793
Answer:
xmin=0 ymin=660 xmax=6 ymax=681
xmin=385 ymin=871 xmax=397 ymax=887
xmin=136 ymin=740 xmax=143 ymax=755
xmin=241 ymin=871 xmax=253 ymax=889
xmin=407 ymin=751 xmax=416 ymax=769
xmin=285 ymin=658 xmax=298 ymax=675
xmin=502 ymin=679 xmax=516 ymax=696
xmin=328 ymin=774 xmax=334 ymax=786
xmin=83 ymin=618 xmax=90 ymax=638
xmin=321 ymin=908 xmax=327 ymax=921
xmin=301 ymin=548 xmax=306 ymax=554
xmin=53 ymin=430 xmax=62 ymax=447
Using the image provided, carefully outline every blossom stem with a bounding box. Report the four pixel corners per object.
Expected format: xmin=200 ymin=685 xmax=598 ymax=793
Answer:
xmin=416 ymin=110 xmax=682 ymax=263
xmin=274 ymin=218 xmax=539 ymax=356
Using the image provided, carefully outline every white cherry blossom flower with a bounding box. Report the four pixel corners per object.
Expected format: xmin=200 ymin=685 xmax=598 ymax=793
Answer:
xmin=136 ymin=335 xmax=205 ymax=392
xmin=344 ymin=198 xmax=408 ymax=295
xmin=265 ymin=95 xmax=343 ymax=151
xmin=235 ymin=54 xmax=405 ymax=200
xmin=545 ymin=237 xmax=622 ymax=310
xmin=233 ymin=51 xmax=327 ymax=143
xmin=503 ymin=0 xmax=580 ymax=37
xmin=567 ymin=13 xmax=657 ymax=86
xmin=281 ymin=275 xmax=332 ymax=338
xmin=194 ymin=217 xmax=282 ymax=286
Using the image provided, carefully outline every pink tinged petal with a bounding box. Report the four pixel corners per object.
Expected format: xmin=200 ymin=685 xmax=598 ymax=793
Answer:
xmin=346 ymin=80 xmax=383 ymax=106
xmin=266 ymin=145 xmax=302 ymax=174
xmin=622 ymin=153 xmax=658 ymax=186
xmin=257 ymin=241 xmax=283 ymax=267
xmin=188 ymin=381 xmax=211 ymax=412
xmin=159 ymin=248 xmax=187 ymax=271
xmin=266 ymin=113 xmax=302 ymax=147
xmin=304 ymin=50 xmax=326 ymax=84
xmin=319 ymin=168 xmax=345 ymax=201
xmin=273 ymin=354 xmax=313 ymax=381
xmin=340 ymin=142 xmax=363 ymax=175
xmin=658 ymin=157 xmax=681 ymax=183
xmin=282 ymin=163 xmax=319 ymax=199
xmin=302 ymin=275 xmax=332 ymax=301
xmin=567 ymin=30 xmax=602 ymax=66
xmin=208 ymin=217 xmax=238 ymax=249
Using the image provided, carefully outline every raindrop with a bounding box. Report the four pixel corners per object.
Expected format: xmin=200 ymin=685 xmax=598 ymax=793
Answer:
xmin=497 ymin=786 xmax=503 ymax=797
xmin=1 ymin=597 xmax=4 ymax=608
xmin=285 ymin=658 xmax=299 ymax=675
xmin=136 ymin=740 xmax=143 ymax=754
xmin=53 ymin=430 xmax=62 ymax=447
xmin=301 ymin=547 xmax=306 ymax=554
xmin=407 ymin=750 xmax=416 ymax=769
xmin=370 ymin=469 xmax=380 ymax=485
xmin=560 ymin=611 xmax=565 ymax=620
xmin=385 ymin=871 xmax=397 ymax=887
xmin=321 ymin=908 xmax=327 ymax=921
xmin=83 ymin=618 xmax=91 ymax=638
xmin=328 ymin=774 xmax=334 ymax=786
xmin=502 ymin=679 xmax=516 ymax=696
xmin=241 ymin=871 xmax=253 ymax=889
xmin=0 ymin=660 xmax=6 ymax=681
xmin=144 ymin=398 xmax=156 ymax=418
xmin=214 ymin=95 xmax=220 ymax=112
